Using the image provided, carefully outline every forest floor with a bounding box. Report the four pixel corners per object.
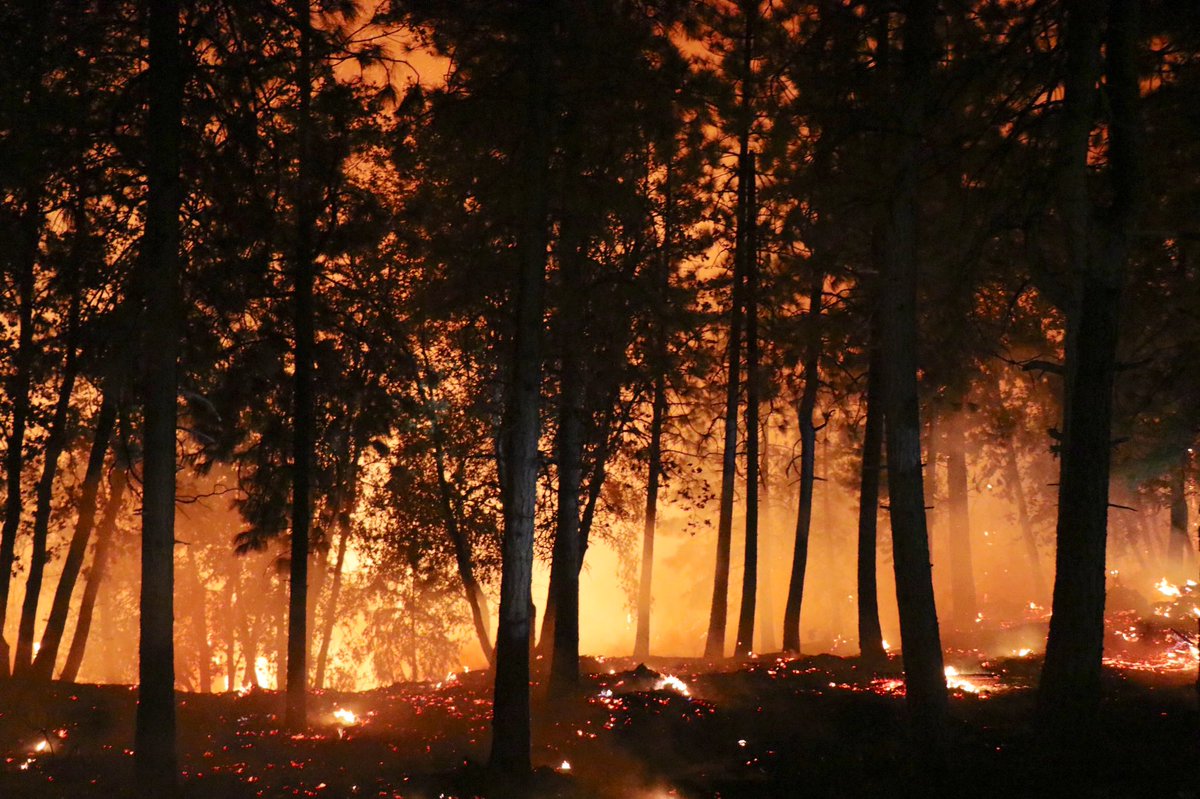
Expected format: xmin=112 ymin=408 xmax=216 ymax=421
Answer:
xmin=0 ymin=644 xmax=1196 ymax=799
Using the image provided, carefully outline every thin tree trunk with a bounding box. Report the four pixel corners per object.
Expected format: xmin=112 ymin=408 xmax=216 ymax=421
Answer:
xmin=31 ymin=389 xmax=118 ymax=680
xmin=1039 ymin=0 xmax=1141 ymax=736
xmin=945 ymin=409 xmax=977 ymax=625
xmin=286 ymin=0 xmax=315 ymax=731
xmin=705 ymin=0 xmax=754 ymax=661
xmin=61 ymin=439 xmax=128 ymax=684
xmin=1004 ymin=441 xmax=1047 ymax=599
xmin=735 ymin=154 xmax=760 ymax=658
xmin=14 ymin=282 xmax=83 ymax=675
xmin=136 ymin=0 xmax=183 ymax=789
xmin=857 ymin=319 xmax=886 ymax=663
xmin=783 ymin=273 xmax=822 ymax=653
xmin=0 ymin=0 xmax=48 ymax=680
xmin=489 ymin=0 xmax=554 ymax=776
xmin=757 ymin=416 xmax=778 ymax=653
xmin=185 ymin=546 xmax=212 ymax=692
xmin=314 ymin=504 xmax=351 ymax=690
xmin=1168 ymin=452 xmax=1191 ymax=575
xmin=877 ymin=0 xmax=948 ymax=757
xmin=634 ymin=368 xmax=666 ymax=661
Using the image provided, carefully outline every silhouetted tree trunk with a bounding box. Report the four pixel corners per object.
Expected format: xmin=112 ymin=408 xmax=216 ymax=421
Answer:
xmin=31 ymin=389 xmax=118 ymax=680
xmin=286 ymin=0 xmax=315 ymax=731
xmin=634 ymin=368 xmax=666 ymax=661
xmin=945 ymin=408 xmax=977 ymax=624
xmin=757 ymin=417 xmax=778 ymax=653
xmin=14 ymin=276 xmax=83 ymax=675
xmin=489 ymin=0 xmax=554 ymax=777
xmin=61 ymin=433 xmax=129 ymax=684
xmin=735 ymin=154 xmax=760 ymax=658
xmin=1039 ymin=0 xmax=1142 ymax=737
xmin=1167 ymin=452 xmax=1191 ymax=574
xmin=783 ymin=273 xmax=823 ymax=653
xmin=548 ymin=248 xmax=587 ymax=694
xmin=185 ymin=546 xmax=212 ymax=692
xmin=1003 ymin=441 xmax=1047 ymax=599
xmin=136 ymin=0 xmax=184 ymax=788
xmin=857 ymin=317 xmax=886 ymax=663
xmin=0 ymin=0 xmax=49 ymax=681
xmin=876 ymin=0 xmax=947 ymax=758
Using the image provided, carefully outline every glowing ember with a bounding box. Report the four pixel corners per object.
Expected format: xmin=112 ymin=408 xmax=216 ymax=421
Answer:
xmin=653 ymin=674 xmax=691 ymax=696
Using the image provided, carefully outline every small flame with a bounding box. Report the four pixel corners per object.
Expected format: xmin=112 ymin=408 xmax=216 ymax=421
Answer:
xmin=881 ymin=639 xmax=891 ymax=651
xmin=332 ymin=708 xmax=358 ymax=726
xmin=653 ymin=674 xmax=690 ymax=696
xmin=34 ymin=740 xmax=48 ymax=753
xmin=558 ymin=759 xmax=571 ymax=772
xmin=944 ymin=665 xmax=982 ymax=694
xmin=1156 ymin=578 xmax=1182 ymax=598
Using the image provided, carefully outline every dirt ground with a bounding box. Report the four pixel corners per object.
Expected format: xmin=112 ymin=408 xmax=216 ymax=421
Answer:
xmin=1 ymin=653 xmax=1196 ymax=799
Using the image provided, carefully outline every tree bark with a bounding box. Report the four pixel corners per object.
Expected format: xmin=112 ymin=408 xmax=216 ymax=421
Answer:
xmin=30 ymin=389 xmax=118 ymax=680
xmin=136 ymin=0 xmax=183 ymax=789
xmin=783 ymin=273 xmax=823 ymax=653
xmin=489 ymin=0 xmax=554 ymax=777
xmin=856 ymin=317 xmax=886 ymax=663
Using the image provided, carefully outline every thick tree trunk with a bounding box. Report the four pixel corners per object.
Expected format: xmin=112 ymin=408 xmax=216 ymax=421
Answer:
xmin=1039 ymin=0 xmax=1141 ymax=737
xmin=61 ymin=445 xmax=128 ymax=684
xmin=734 ymin=155 xmax=760 ymax=658
xmin=489 ymin=0 xmax=553 ymax=777
xmin=945 ymin=409 xmax=977 ymax=625
xmin=136 ymin=0 xmax=183 ymax=789
xmin=31 ymin=390 xmax=118 ymax=680
xmin=877 ymin=0 xmax=948 ymax=757
xmin=286 ymin=0 xmax=315 ymax=731
xmin=857 ymin=320 xmax=886 ymax=663
xmin=1004 ymin=441 xmax=1047 ymax=600
xmin=14 ymin=286 xmax=83 ymax=675
xmin=783 ymin=274 xmax=823 ymax=653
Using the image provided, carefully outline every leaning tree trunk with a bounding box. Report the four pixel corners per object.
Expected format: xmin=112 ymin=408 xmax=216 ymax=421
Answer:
xmin=783 ymin=272 xmax=823 ymax=653
xmin=877 ymin=0 xmax=948 ymax=758
xmin=30 ymin=389 xmax=118 ymax=680
xmin=61 ymin=442 xmax=129 ymax=683
xmin=856 ymin=317 xmax=886 ymax=663
xmin=734 ymin=154 xmax=760 ymax=658
xmin=1039 ymin=0 xmax=1141 ymax=737
xmin=945 ymin=408 xmax=977 ymax=625
xmin=14 ymin=282 xmax=83 ymax=675
xmin=489 ymin=0 xmax=554 ymax=777
xmin=136 ymin=0 xmax=183 ymax=789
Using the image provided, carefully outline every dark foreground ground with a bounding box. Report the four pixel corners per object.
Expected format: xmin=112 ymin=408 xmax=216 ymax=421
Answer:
xmin=1 ymin=653 xmax=1196 ymax=799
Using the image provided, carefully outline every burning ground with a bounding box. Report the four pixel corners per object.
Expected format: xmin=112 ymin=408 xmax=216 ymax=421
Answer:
xmin=1 ymin=641 xmax=1195 ymax=799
